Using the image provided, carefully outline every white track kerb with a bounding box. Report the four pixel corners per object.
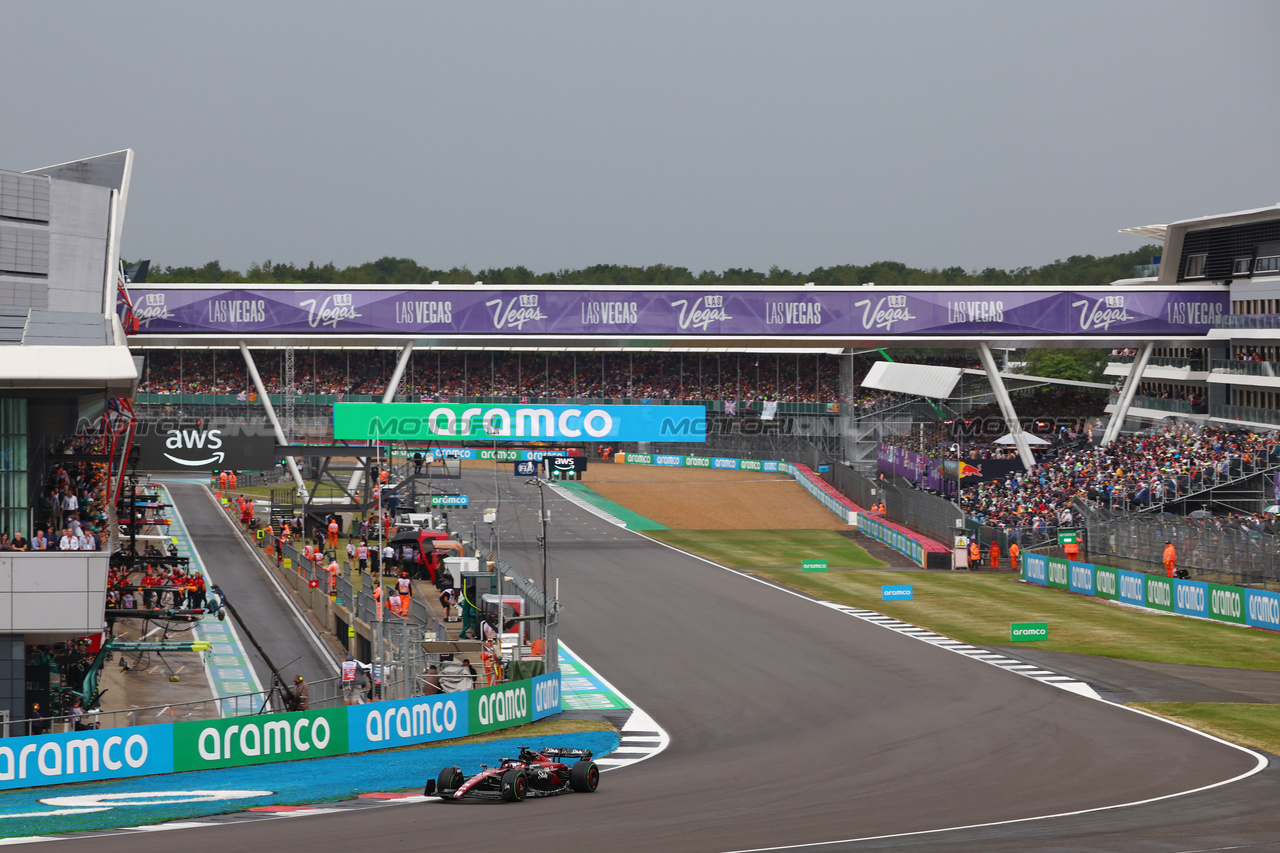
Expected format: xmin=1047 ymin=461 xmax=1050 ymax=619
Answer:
xmin=559 ymin=642 xmax=669 ymax=770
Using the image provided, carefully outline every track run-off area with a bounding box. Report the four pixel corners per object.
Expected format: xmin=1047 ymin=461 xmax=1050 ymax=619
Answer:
xmin=13 ymin=465 xmax=1280 ymax=852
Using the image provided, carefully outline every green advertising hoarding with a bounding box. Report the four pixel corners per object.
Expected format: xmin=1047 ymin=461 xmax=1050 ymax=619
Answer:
xmin=1208 ymin=583 xmax=1247 ymax=625
xmin=469 ymin=681 xmax=534 ymax=734
xmin=801 ymin=559 xmax=828 ymax=571
xmin=1093 ymin=566 xmax=1119 ymax=601
xmin=333 ymin=401 xmax=706 ymax=442
xmin=1011 ymin=622 xmax=1048 ymax=642
xmin=173 ymin=707 xmax=349 ymax=771
xmin=1144 ymin=576 xmax=1176 ymax=613
xmin=1046 ymin=558 xmax=1069 ymax=589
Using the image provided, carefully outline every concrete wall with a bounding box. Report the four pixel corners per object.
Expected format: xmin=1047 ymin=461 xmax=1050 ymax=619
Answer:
xmin=0 ymin=553 xmax=109 ymax=643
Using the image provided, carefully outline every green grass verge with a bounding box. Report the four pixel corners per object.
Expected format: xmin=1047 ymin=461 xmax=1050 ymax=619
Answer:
xmin=1129 ymin=703 xmax=1280 ymax=756
xmin=648 ymin=529 xmax=883 ymax=570
xmin=753 ymin=569 xmax=1280 ymax=671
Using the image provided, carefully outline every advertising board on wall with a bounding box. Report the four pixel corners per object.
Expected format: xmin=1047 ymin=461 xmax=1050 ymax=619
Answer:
xmin=128 ymin=286 xmax=1230 ymax=339
xmin=1021 ymin=556 xmax=1280 ymax=638
xmin=0 ymin=673 xmax=561 ymax=793
xmin=334 ymin=402 xmax=707 ymax=443
xmin=133 ymin=421 xmax=278 ymax=471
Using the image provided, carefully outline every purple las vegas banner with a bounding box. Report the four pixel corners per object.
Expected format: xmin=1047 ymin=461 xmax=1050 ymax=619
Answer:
xmin=126 ymin=286 xmax=1229 ymax=337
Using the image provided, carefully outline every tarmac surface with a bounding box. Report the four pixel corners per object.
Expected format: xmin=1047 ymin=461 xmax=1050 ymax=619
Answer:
xmin=54 ymin=465 xmax=1280 ymax=852
xmin=164 ymin=482 xmax=339 ymax=691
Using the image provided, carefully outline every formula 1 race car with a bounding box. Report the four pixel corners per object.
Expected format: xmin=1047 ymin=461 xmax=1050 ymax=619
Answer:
xmin=427 ymin=746 xmax=600 ymax=802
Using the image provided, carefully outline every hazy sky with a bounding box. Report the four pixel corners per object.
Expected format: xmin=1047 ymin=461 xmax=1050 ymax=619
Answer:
xmin=5 ymin=1 xmax=1278 ymax=276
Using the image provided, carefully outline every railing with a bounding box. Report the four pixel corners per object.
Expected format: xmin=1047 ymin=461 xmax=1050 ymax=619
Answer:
xmin=1210 ymin=359 xmax=1280 ymax=378
xmin=1132 ymin=263 xmax=1159 ymax=278
xmin=134 ymin=393 xmax=840 ymax=416
xmin=14 ymin=675 xmax=345 ymax=738
xmin=1108 ymin=393 xmax=1195 ymax=414
xmin=1213 ymin=313 xmax=1280 ymax=330
xmin=1108 ymin=355 xmax=1205 ymax=371
xmin=1211 ymin=404 xmax=1280 ymax=427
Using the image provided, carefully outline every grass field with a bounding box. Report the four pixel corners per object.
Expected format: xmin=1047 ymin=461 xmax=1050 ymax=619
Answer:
xmin=646 ymin=529 xmax=883 ymax=569
xmin=753 ymin=569 xmax=1280 ymax=671
xmin=1129 ymin=703 xmax=1280 ymax=756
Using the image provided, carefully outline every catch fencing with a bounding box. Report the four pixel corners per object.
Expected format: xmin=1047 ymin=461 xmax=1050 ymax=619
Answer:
xmin=1079 ymin=501 xmax=1280 ymax=588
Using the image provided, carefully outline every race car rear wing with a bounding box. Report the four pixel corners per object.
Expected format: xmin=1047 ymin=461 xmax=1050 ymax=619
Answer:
xmin=538 ymin=747 xmax=594 ymax=760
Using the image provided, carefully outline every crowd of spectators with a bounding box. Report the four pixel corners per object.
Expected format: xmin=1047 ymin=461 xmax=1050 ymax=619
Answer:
xmin=886 ymin=389 xmax=1108 ymax=461
xmin=138 ymin=350 xmax=847 ymax=402
xmin=2 ymin=436 xmax=110 ymax=555
xmin=137 ymin=350 xmax=985 ymax=408
xmin=959 ymin=423 xmax=1280 ymax=536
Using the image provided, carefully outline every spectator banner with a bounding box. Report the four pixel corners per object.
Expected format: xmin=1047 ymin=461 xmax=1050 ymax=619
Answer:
xmin=877 ymin=444 xmax=946 ymax=491
xmin=128 ymin=287 xmax=1229 ymax=338
xmin=333 ymin=402 xmax=707 ymax=443
xmin=347 ymin=693 xmax=469 ymax=753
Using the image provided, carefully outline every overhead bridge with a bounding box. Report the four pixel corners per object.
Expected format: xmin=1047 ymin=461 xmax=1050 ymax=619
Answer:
xmin=123 ymin=283 xmax=1228 ymax=349
xmin=120 ymin=283 xmax=1232 ymax=478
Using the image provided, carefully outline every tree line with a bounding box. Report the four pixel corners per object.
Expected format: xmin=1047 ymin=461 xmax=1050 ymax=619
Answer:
xmin=133 ymin=245 xmax=1161 ymax=290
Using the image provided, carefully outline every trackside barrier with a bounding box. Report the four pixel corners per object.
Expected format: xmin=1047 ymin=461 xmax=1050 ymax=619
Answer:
xmin=1021 ymin=553 xmax=1279 ymax=632
xmin=0 ymin=672 xmax=560 ymax=791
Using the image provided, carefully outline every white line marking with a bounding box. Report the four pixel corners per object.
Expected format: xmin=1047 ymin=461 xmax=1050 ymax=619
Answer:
xmin=635 ymin=531 xmax=1269 ymax=849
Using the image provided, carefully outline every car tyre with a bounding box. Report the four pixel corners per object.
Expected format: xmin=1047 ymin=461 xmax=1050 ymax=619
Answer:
xmin=436 ymin=766 xmax=463 ymax=799
xmin=570 ymin=760 xmax=599 ymax=792
xmin=501 ymin=769 xmax=528 ymax=802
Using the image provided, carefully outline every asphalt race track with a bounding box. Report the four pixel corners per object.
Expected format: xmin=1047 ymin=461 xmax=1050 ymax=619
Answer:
xmin=167 ymin=482 xmax=338 ymax=689
xmin=64 ymin=468 xmax=1280 ymax=852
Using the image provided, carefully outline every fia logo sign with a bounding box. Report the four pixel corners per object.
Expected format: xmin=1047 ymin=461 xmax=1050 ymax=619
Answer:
xmin=135 ymin=293 xmax=173 ymax=328
xmin=485 ymin=294 xmax=548 ymax=330
xmin=163 ymin=429 xmax=225 ymax=467
xmin=671 ymin=295 xmax=731 ymax=331
xmin=300 ymin=293 xmax=362 ymax=328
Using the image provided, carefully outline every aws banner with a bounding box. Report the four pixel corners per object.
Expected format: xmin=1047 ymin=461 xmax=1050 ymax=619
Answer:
xmin=334 ymin=402 xmax=707 ymax=443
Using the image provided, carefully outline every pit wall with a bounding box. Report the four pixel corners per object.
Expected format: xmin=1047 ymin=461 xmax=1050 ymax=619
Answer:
xmin=616 ymin=452 xmax=936 ymax=567
xmin=0 ymin=673 xmax=560 ymax=792
xmin=1021 ymin=553 xmax=1275 ymax=630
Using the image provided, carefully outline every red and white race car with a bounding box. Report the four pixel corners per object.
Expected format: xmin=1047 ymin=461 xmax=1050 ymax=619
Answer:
xmin=427 ymin=746 xmax=600 ymax=802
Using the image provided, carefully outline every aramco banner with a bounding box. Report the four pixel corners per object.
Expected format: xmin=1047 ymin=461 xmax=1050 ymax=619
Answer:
xmin=333 ymin=402 xmax=707 ymax=443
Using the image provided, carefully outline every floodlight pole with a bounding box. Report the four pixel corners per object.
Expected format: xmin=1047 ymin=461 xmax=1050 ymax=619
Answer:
xmin=525 ymin=477 xmax=549 ymax=644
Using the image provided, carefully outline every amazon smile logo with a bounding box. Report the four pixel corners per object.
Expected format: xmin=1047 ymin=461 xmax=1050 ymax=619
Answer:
xmin=162 ymin=428 xmax=226 ymax=467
